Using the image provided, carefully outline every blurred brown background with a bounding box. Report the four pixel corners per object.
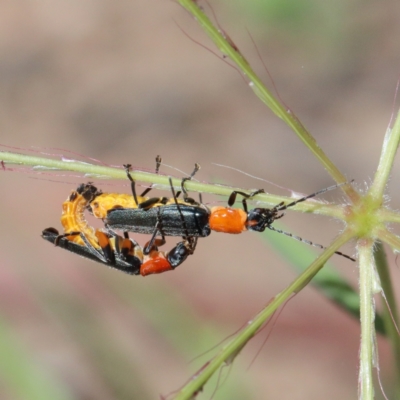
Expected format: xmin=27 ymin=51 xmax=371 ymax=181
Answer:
xmin=0 ymin=1 xmax=399 ymax=399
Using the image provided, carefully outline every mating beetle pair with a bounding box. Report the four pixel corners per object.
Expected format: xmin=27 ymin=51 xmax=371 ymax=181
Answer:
xmin=42 ymin=176 xmax=199 ymax=276
xmin=42 ymin=157 xmax=355 ymax=276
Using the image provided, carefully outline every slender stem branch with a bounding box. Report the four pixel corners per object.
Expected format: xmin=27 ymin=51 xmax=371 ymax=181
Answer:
xmin=378 ymin=229 xmax=400 ymax=253
xmin=174 ymin=230 xmax=355 ymax=400
xmin=376 ymin=208 xmax=400 ymax=224
xmin=176 ymin=0 xmax=360 ymax=202
xmin=369 ymin=108 xmax=400 ymax=201
xmin=358 ymin=239 xmax=377 ymax=400
xmin=374 ymin=242 xmax=400 ymax=396
xmin=0 ymin=150 xmax=350 ymax=220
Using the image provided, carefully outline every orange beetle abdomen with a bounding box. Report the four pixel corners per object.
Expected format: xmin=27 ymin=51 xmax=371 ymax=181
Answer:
xmin=61 ymin=191 xmax=96 ymax=247
xmin=209 ymin=207 xmax=248 ymax=234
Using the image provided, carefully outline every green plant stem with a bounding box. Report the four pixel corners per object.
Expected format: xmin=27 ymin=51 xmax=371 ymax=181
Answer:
xmin=374 ymin=241 xmax=400 ymax=395
xmin=378 ymin=229 xmax=400 ymax=253
xmin=176 ymin=0 xmax=360 ymax=202
xmin=0 ymin=150 xmax=351 ymax=220
xmin=358 ymin=239 xmax=377 ymax=400
xmin=174 ymin=230 xmax=355 ymax=400
xmin=369 ymin=109 xmax=400 ymax=201
xmin=377 ymin=208 xmax=400 ymax=224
